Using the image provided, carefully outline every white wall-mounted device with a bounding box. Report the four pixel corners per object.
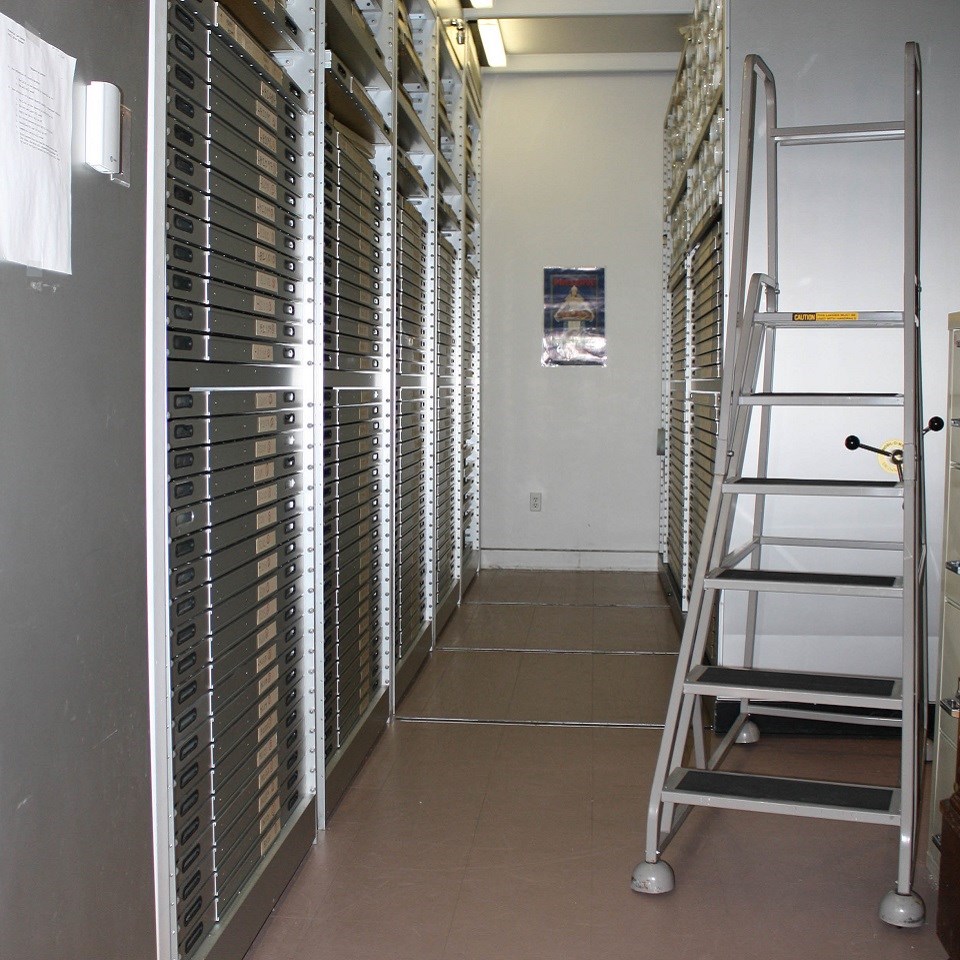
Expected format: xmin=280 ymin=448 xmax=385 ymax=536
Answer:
xmin=85 ymin=81 xmax=122 ymax=176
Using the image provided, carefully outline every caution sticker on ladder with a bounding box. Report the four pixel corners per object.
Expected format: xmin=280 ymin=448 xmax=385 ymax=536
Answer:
xmin=878 ymin=439 xmax=904 ymax=474
xmin=791 ymin=312 xmax=860 ymax=322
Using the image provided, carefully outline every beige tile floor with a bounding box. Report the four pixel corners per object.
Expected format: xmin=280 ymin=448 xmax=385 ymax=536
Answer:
xmin=244 ymin=569 xmax=947 ymax=960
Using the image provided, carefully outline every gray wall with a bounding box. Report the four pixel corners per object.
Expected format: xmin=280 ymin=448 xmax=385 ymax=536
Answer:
xmin=0 ymin=2 xmax=157 ymax=957
xmin=479 ymin=70 xmax=674 ymax=570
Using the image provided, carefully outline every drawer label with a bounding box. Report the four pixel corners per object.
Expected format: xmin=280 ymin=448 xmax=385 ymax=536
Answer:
xmin=256 ymin=622 xmax=278 ymax=650
xmin=255 ymin=99 xmax=278 ymax=130
xmin=255 ymin=319 xmax=278 ymax=339
xmin=257 ymin=415 xmax=278 ymax=434
xmin=256 ymin=149 xmax=279 ymax=177
xmin=253 ymin=294 xmax=276 ymax=316
xmin=257 ymin=755 xmax=279 ymax=788
xmin=260 ymin=821 xmax=281 ymax=856
xmin=256 ymin=645 xmax=277 ymax=674
xmin=258 ymin=686 xmax=279 ymax=718
xmin=256 ymin=711 xmax=277 ymax=743
xmin=259 ymin=82 xmax=278 ymax=109
xmin=260 ymin=799 xmax=281 ymax=834
xmin=256 ymin=222 xmax=277 ymax=245
xmin=257 ymin=552 xmax=279 ymax=578
xmin=258 ymin=664 xmax=280 ymax=694
xmin=255 ymin=391 xmax=278 ymax=410
xmin=257 ymin=733 xmax=278 ymax=768
xmin=256 ymin=597 xmax=278 ymax=626
xmin=258 ymin=174 xmax=279 ymax=199
xmin=254 ymin=197 xmax=276 ymax=222
xmin=253 ymin=462 xmax=276 ymax=485
xmin=257 ymin=575 xmax=279 ymax=602
xmin=256 ymin=483 xmax=279 ymax=507
xmin=256 ymin=506 xmax=278 ymax=529
xmin=255 ymin=438 xmax=277 ymax=458
xmin=258 ymin=127 xmax=278 ymax=152
xmin=251 ymin=343 xmax=275 ymax=362
xmin=255 ymin=245 xmax=278 ymax=270
xmin=256 ymin=271 xmax=280 ymax=294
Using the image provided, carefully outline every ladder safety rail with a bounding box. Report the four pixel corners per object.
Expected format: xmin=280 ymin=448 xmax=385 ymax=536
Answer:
xmin=634 ymin=42 xmax=933 ymax=928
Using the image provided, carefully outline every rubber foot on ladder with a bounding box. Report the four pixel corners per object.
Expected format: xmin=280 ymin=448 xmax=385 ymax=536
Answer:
xmin=878 ymin=888 xmax=925 ymax=928
xmin=631 ymin=860 xmax=675 ymax=895
xmin=736 ymin=720 xmax=760 ymax=744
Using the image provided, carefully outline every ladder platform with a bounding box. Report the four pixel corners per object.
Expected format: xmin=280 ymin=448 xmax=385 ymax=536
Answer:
xmin=756 ymin=311 xmax=904 ymax=328
xmin=741 ymin=392 xmax=904 ymax=406
xmin=685 ymin=665 xmax=902 ymax=710
xmin=771 ymin=121 xmax=905 ymax=146
xmin=662 ymin=768 xmax=900 ymax=824
xmin=723 ymin=477 xmax=902 ymax=497
xmin=704 ymin=567 xmax=903 ymax=597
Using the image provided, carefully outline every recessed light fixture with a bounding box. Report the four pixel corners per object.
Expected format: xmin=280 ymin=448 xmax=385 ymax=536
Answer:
xmin=476 ymin=18 xmax=506 ymax=67
xmin=469 ymin=0 xmax=494 ymax=8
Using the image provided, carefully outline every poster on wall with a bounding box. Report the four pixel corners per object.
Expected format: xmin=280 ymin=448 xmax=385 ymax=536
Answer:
xmin=542 ymin=267 xmax=606 ymax=366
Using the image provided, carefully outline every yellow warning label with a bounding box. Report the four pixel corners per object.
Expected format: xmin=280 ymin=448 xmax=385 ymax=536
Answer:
xmin=878 ymin=439 xmax=904 ymax=475
xmin=792 ymin=312 xmax=860 ymax=322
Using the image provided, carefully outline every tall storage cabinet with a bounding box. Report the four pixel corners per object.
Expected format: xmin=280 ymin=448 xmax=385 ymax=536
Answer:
xmin=659 ymin=0 xmax=724 ymax=618
xmin=154 ymin=0 xmax=482 ymax=958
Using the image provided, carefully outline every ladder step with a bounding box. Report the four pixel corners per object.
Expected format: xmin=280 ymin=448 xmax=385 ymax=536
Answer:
xmin=772 ymin=121 xmax=904 ymax=146
xmin=740 ymin=392 xmax=903 ymax=407
xmin=685 ymin=665 xmax=902 ymax=710
xmin=756 ymin=311 xmax=904 ymax=328
xmin=704 ymin=567 xmax=903 ymax=598
xmin=662 ymin=768 xmax=900 ymax=824
xmin=724 ymin=477 xmax=902 ymax=497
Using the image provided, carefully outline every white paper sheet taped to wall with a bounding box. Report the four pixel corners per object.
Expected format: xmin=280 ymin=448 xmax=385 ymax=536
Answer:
xmin=0 ymin=12 xmax=75 ymax=275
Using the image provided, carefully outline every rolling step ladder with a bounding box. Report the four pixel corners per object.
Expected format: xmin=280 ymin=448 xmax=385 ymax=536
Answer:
xmin=634 ymin=43 xmax=936 ymax=926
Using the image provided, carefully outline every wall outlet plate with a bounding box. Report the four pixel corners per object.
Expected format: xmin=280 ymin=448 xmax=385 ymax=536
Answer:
xmin=529 ymin=492 xmax=542 ymax=512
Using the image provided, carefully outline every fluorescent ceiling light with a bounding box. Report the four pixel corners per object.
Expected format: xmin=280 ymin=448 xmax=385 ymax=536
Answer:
xmin=470 ymin=0 xmax=494 ymax=7
xmin=477 ymin=18 xmax=507 ymax=67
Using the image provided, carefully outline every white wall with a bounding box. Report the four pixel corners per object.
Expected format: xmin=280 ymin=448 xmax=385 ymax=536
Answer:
xmin=720 ymin=0 xmax=960 ymax=675
xmin=479 ymin=71 xmax=674 ymax=570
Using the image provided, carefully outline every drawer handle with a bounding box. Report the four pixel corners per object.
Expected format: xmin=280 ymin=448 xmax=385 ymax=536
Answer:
xmin=946 ymin=560 xmax=960 ymax=574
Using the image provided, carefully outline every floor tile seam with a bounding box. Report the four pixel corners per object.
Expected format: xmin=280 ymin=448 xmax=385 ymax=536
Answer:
xmin=436 ymin=646 xmax=678 ymax=656
xmin=394 ymin=716 xmax=666 ymax=730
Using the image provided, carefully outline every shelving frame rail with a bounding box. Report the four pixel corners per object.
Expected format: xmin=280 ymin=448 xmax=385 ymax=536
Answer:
xmin=635 ymin=43 xmax=932 ymax=928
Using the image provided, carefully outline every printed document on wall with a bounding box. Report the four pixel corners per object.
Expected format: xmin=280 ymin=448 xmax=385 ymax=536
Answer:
xmin=0 ymin=12 xmax=75 ymax=274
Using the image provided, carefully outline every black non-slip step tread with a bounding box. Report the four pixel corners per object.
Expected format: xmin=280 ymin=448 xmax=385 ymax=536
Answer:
xmin=690 ymin=666 xmax=898 ymax=697
xmin=668 ymin=768 xmax=896 ymax=812
xmin=711 ymin=568 xmax=901 ymax=588
xmin=727 ymin=477 xmax=900 ymax=488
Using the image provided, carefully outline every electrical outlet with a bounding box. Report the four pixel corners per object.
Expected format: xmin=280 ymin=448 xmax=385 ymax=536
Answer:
xmin=529 ymin=492 xmax=542 ymax=512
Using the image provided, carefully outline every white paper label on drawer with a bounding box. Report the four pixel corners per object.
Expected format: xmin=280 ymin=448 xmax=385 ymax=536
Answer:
xmin=253 ymin=294 xmax=276 ymax=316
xmin=257 ymin=415 xmax=278 ymax=434
xmin=256 ymin=222 xmax=277 ymax=245
xmin=255 ymin=438 xmax=277 ymax=459
xmin=256 ymin=645 xmax=277 ymax=675
xmin=259 ymin=780 xmax=279 ymax=812
xmin=260 ymin=799 xmax=281 ymax=835
xmin=253 ymin=462 xmax=276 ymax=485
xmin=256 ymin=621 xmax=278 ymax=650
xmin=258 ymin=664 xmax=280 ymax=694
xmin=258 ymin=686 xmax=279 ymax=718
xmin=257 ymin=734 xmax=278 ymax=768
xmin=256 ymin=484 xmax=279 ymax=507
xmin=256 ymin=149 xmax=279 ymax=177
xmin=257 ymin=710 xmax=277 ymax=743
xmin=259 ymin=82 xmax=277 ymax=108
xmin=257 ymin=576 xmax=279 ymax=603
xmin=255 ymin=197 xmax=276 ymax=222
xmin=257 ymin=551 xmax=279 ymax=577
xmin=256 ymin=597 xmax=279 ymax=626
xmin=255 ymin=391 xmax=278 ymax=410
xmin=256 ymin=319 xmax=278 ymax=339
xmin=251 ymin=343 xmax=275 ymax=362
xmin=256 ymin=270 xmax=280 ymax=294
xmin=258 ymin=174 xmax=278 ymax=199
xmin=258 ymin=755 xmax=279 ymax=786
xmin=258 ymin=127 xmax=278 ymax=151
xmin=260 ymin=822 xmax=281 ymax=856
xmin=255 ymin=506 xmax=278 ymax=531
xmin=255 ymin=99 xmax=278 ymax=130
xmin=255 ymin=245 xmax=278 ymax=270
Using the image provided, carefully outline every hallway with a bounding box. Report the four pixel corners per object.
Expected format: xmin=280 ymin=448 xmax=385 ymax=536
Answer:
xmin=245 ymin=570 xmax=945 ymax=960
